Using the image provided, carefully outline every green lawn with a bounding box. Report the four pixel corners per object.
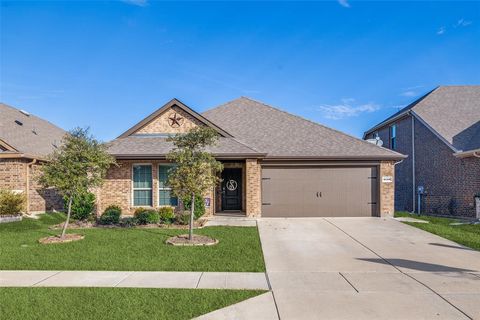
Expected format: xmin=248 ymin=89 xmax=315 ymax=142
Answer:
xmin=0 ymin=213 xmax=265 ymax=271
xmin=0 ymin=287 xmax=264 ymax=320
xmin=395 ymin=212 xmax=480 ymax=251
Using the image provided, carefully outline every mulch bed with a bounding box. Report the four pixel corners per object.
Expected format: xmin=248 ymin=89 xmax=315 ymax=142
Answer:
xmin=166 ymin=234 xmax=219 ymax=246
xmin=49 ymin=220 xmax=95 ymax=230
xmin=50 ymin=219 xmax=207 ymax=230
xmin=39 ymin=234 xmax=85 ymax=244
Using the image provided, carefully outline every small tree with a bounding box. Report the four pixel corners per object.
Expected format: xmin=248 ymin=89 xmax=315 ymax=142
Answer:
xmin=39 ymin=128 xmax=116 ymax=238
xmin=167 ymin=127 xmax=223 ymax=240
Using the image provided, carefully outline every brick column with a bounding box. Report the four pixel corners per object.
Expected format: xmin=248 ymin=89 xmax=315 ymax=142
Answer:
xmin=245 ymin=159 xmax=261 ymax=217
xmin=379 ymin=161 xmax=395 ymax=217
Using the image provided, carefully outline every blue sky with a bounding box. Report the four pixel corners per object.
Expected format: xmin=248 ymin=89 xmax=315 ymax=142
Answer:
xmin=1 ymin=1 xmax=479 ymax=141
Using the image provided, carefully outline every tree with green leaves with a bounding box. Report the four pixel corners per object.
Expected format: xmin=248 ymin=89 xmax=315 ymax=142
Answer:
xmin=39 ymin=127 xmax=116 ymax=239
xmin=167 ymin=127 xmax=223 ymax=240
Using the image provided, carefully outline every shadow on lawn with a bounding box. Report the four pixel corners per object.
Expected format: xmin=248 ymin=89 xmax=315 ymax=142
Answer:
xmin=357 ymin=258 xmax=476 ymax=272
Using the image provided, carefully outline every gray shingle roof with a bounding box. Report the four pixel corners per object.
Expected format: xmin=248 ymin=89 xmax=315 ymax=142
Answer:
xmin=0 ymin=103 xmax=66 ymax=158
xmin=107 ymin=136 xmax=263 ymax=158
xmin=202 ymin=97 xmax=404 ymax=159
xmin=365 ymin=86 xmax=480 ymax=152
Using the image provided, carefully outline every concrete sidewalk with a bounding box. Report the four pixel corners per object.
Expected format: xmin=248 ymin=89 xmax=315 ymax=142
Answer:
xmin=0 ymin=271 xmax=269 ymax=290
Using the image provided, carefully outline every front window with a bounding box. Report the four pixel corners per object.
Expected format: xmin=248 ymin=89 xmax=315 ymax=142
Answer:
xmin=133 ymin=164 xmax=152 ymax=206
xmin=159 ymin=165 xmax=178 ymax=206
xmin=390 ymin=125 xmax=397 ymax=150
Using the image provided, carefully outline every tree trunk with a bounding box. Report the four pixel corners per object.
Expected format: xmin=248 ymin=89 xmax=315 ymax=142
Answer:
xmin=189 ymin=192 xmax=195 ymax=241
xmin=61 ymin=196 xmax=73 ymax=239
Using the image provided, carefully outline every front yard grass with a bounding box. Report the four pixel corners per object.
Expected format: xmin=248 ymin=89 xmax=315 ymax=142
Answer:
xmin=0 ymin=213 xmax=265 ymax=272
xmin=395 ymin=211 xmax=480 ymax=251
xmin=0 ymin=287 xmax=264 ymax=320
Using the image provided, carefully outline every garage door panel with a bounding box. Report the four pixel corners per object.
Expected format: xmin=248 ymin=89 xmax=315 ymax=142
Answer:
xmin=261 ymin=167 xmax=378 ymax=217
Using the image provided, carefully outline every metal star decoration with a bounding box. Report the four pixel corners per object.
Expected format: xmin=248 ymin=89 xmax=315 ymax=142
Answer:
xmin=168 ymin=113 xmax=184 ymax=128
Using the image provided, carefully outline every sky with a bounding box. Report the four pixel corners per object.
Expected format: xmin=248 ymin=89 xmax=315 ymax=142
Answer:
xmin=1 ymin=1 xmax=479 ymax=141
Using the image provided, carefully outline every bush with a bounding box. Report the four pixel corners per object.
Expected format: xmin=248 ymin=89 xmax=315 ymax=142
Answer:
xmin=119 ymin=216 xmax=137 ymax=228
xmin=0 ymin=190 xmax=26 ymax=215
xmin=182 ymin=194 xmax=205 ymax=220
xmin=99 ymin=205 xmax=121 ymax=225
xmin=65 ymin=192 xmax=95 ymax=220
xmin=176 ymin=211 xmax=191 ymax=225
xmin=158 ymin=207 xmax=175 ymax=223
xmin=134 ymin=208 xmax=160 ymax=225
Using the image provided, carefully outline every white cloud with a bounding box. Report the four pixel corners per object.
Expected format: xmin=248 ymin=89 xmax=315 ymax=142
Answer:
xmin=318 ymin=99 xmax=380 ymax=120
xmin=456 ymin=18 xmax=472 ymax=27
xmin=122 ymin=0 xmax=148 ymax=7
xmin=400 ymin=90 xmax=417 ymax=97
xmin=437 ymin=26 xmax=446 ymax=35
xmin=338 ymin=0 xmax=350 ymax=8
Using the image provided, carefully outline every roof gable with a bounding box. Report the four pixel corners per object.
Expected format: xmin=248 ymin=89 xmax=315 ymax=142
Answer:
xmin=117 ymin=98 xmax=232 ymax=138
xmin=364 ymin=86 xmax=480 ymax=152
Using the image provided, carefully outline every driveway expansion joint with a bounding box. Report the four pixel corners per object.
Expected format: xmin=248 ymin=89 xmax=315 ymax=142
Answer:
xmin=323 ymin=218 xmax=474 ymax=320
xmin=338 ymin=272 xmax=359 ymax=293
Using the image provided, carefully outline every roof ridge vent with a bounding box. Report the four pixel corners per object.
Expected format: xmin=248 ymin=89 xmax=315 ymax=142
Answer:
xmin=19 ymin=109 xmax=30 ymax=116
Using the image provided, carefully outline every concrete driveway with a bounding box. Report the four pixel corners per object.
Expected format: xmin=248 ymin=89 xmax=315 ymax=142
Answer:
xmin=258 ymin=217 xmax=480 ymax=320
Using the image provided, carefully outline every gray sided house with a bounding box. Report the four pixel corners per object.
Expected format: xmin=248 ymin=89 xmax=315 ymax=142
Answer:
xmin=364 ymin=86 xmax=480 ymax=218
xmin=0 ymin=103 xmax=66 ymax=212
xmin=100 ymin=97 xmax=405 ymax=218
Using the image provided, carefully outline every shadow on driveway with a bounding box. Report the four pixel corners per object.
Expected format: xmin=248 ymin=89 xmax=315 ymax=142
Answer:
xmin=357 ymin=258 xmax=476 ymax=272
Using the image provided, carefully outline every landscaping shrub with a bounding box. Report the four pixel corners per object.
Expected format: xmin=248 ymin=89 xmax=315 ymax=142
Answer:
xmin=134 ymin=208 xmax=160 ymax=225
xmin=0 ymin=190 xmax=26 ymax=215
xmin=158 ymin=207 xmax=175 ymax=223
xmin=99 ymin=205 xmax=121 ymax=225
xmin=119 ymin=217 xmax=137 ymax=228
xmin=176 ymin=212 xmax=191 ymax=225
xmin=182 ymin=194 xmax=205 ymax=220
xmin=65 ymin=192 xmax=95 ymax=220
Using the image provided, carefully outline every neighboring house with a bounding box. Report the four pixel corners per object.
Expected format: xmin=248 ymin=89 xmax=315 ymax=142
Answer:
xmin=364 ymin=86 xmax=480 ymax=218
xmin=99 ymin=97 xmax=404 ymax=218
xmin=0 ymin=103 xmax=66 ymax=213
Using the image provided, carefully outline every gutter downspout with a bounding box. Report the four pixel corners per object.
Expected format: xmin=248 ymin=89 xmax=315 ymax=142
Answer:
xmin=411 ymin=114 xmax=416 ymax=213
xmin=25 ymin=159 xmax=37 ymax=214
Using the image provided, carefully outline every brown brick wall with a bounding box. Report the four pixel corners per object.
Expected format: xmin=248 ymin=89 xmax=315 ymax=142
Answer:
xmin=366 ymin=115 xmax=414 ymax=212
xmin=135 ymin=106 xmax=202 ymax=134
xmin=0 ymin=158 xmax=62 ymax=213
xmin=367 ymin=115 xmax=480 ymax=218
xmin=414 ymin=120 xmax=480 ymax=218
xmin=97 ymin=160 xmax=216 ymax=216
xmin=379 ymin=161 xmax=396 ymax=217
xmin=245 ymin=159 xmax=261 ymax=217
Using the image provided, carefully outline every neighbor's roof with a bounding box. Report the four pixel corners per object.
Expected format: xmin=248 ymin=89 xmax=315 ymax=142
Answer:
xmin=202 ymin=97 xmax=405 ymax=160
xmin=364 ymin=86 xmax=480 ymax=152
xmin=0 ymin=103 xmax=66 ymax=159
xmin=107 ymin=136 xmax=264 ymax=159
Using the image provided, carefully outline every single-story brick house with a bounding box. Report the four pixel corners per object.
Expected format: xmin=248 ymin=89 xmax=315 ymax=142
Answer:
xmin=364 ymin=86 xmax=480 ymax=218
xmin=99 ymin=97 xmax=405 ymax=218
xmin=0 ymin=103 xmax=65 ymax=213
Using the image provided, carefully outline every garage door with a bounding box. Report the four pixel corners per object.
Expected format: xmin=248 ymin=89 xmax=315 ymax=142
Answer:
xmin=261 ymin=167 xmax=378 ymax=217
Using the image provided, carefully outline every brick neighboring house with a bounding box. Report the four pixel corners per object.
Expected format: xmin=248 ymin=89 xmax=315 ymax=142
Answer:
xmin=98 ymin=97 xmax=405 ymax=218
xmin=364 ymin=86 xmax=480 ymax=218
xmin=0 ymin=103 xmax=66 ymax=213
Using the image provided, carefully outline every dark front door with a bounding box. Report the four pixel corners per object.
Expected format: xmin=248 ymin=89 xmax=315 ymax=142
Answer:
xmin=221 ymin=168 xmax=242 ymax=211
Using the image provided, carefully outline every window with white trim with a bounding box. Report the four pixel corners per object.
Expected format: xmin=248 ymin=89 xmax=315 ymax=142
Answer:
xmin=390 ymin=124 xmax=397 ymax=150
xmin=158 ymin=164 xmax=178 ymax=206
xmin=133 ymin=164 xmax=152 ymax=206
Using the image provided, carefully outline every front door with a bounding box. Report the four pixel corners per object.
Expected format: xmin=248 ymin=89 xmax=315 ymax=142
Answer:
xmin=221 ymin=168 xmax=242 ymax=211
